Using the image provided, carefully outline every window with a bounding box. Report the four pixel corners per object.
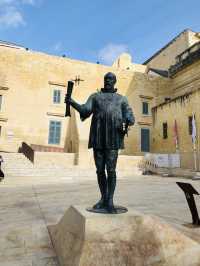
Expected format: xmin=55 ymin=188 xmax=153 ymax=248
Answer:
xmin=48 ymin=121 xmax=61 ymax=144
xmin=53 ymin=90 xmax=61 ymax=103
xmin=0 ymin=95 xmax=2 ymax=110
xmin=163 ymin=122 xmax=168 ymax=139
xmin=142 ymin=102 xmax=149 ymax=115
xmin=188 ymin=116 xmax=192 ymax=135
xmin=165 ymin=97 xmax=171 ymax=102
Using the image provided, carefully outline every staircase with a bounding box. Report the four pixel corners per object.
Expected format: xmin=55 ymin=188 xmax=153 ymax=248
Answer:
xmin=0 ymin=152 xmax=85 ymax=178
xmin=0 ymin=152 xmax=142 ymax=179
xmin=1 ymin=152 xmax=35 ymax=177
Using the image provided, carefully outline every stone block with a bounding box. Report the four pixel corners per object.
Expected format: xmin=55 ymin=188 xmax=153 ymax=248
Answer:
xmin=48 ymin=205 xmax=200 ymax=266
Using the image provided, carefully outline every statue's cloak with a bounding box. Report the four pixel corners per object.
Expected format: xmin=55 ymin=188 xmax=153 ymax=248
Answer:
xmin=79 ymin=91 xmax=134 ymax=150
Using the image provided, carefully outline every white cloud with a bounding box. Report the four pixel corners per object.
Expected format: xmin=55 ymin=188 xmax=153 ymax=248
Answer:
xmin=0 ymin=6 xmax=25 ymax=27
xmin=53 ymin=41 xmax=62 ymax=52
xmin=0 ymin=0 xmax=35 ymax=5
xmin=21 ymin=0 xmax=35 ymax=5
xmin=0 ymin=0 xmax=15 ymax=5
xmin=0 ymin=0 xmax=37 ymax=28
xmin=98 ymin=43 xmax=129 ymax=65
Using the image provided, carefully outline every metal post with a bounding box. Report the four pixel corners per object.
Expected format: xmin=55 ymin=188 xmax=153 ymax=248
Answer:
xmin=168 ymin=153 xmax=173 ymax=176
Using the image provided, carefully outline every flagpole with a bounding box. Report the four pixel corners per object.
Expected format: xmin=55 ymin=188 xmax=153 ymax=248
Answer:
xmin=174 ymin=120 xmax=179 ymax=153
xmin=170 ymin=119 xmax=179 ymax=176
xmin=193 ymin=141 xmax=197 ymax=171
xmin=196 ymin=91 xmax=199 ymax=172
xmin=192 ymin=113 xmax=197 ymax=172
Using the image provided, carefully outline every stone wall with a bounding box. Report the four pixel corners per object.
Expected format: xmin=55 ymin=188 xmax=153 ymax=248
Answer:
xmin=4 ymin=42 xmax=197 ymax=163
xmin=144 ymin=30 xmax=200 ymax=70
xmin=151 ymin=89 xmax=200 ymax=169
xmin=112 ymin=53 xmax=147 ymax=73
xmin=171 ymin=60 xmax=200 ymax=98
xmin=0 ymin=46 xmax=162 ymax=159
xmin=123 ymin=73 xmax=156 ymax=154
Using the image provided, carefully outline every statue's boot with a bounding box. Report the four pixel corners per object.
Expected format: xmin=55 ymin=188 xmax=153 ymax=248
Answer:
xmin=106 ymin=171 xmax=117 ymax=213
xmin=0 ymin=170 xmax=4 ymax=181
xmin=93 ymin=171 xmax=107 ymax=209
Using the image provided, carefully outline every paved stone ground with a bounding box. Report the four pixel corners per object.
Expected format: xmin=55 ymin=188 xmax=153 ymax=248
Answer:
xmin=1 ymin=173 xmax=200 ymax=265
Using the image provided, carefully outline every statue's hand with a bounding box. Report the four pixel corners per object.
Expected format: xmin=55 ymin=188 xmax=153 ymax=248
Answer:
xmin=118 ymin=122 xmax=127 ymax=136
xmin=122 ymin=122 xmax=126 ymax=134
xmin=119 ymin=121 xmax=130 ymax=136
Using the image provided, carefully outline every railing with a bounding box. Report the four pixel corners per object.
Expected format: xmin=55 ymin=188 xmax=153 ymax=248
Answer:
xmin=138 ymin=158 xmax=158 ymax=175
xmin=30 ymin=144 xmax=64 ymax=153
xmin=20 ymin=142 xmax=34 ymax=163
xmin=140 ymin=151 xmax=200 ymax=172
xmin=169 ymin=41 xmax=200 ymax=76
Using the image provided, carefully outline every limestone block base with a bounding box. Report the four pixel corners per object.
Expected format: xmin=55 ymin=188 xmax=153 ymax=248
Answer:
xmin=48 ymin=205 xmax=200 ymax=266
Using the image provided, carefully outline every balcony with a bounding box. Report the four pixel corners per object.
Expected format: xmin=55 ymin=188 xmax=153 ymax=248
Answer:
xmin=169 ymin=41 xmax=200 ymax=76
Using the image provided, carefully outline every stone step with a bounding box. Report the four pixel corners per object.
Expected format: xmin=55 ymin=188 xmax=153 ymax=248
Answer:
xmin=4 ymin=168 xmax=140 ymax=174
xmin=1 ymin=152 xmax=142 ymax=178
xmin=4 ymin=169 xmax=141 ymax=178
xmin=4 ymin=168 xmax=139 ymax=172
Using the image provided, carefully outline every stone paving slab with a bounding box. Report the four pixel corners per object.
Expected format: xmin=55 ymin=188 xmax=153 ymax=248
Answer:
xmin=1 ymin=174 xmax=200 ymax=265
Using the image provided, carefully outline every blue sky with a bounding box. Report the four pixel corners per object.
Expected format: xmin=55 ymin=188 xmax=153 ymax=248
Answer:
xmin=0 ymin=0 xmax=199 ymax=65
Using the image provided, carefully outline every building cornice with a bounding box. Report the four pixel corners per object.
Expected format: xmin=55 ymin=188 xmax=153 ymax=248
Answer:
xmin=0 ymin=86 xmax=9 ymax=91
xmin=138 ymin=121 xmax=152 ymax=126
xmin=139 ymin=95 xmax=154 ymax=100
xmin=143 ymin=29 xmax=192 ymax=65
xmin=152 ymin=86 xmax=200 ymax=112
xmin=0 ymin=117 xmax=8 ymax=122
xmin=47 ymin=112 xmax=65 ymax=117
xmin=169 ymin=42 xmax=200 ymax=77
xmin=48 ymin=81 xmax=66 ymax=87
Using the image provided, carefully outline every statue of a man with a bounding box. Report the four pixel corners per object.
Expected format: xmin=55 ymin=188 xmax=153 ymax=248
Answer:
xmin=66 ymin=72 xmax=135 ymax=213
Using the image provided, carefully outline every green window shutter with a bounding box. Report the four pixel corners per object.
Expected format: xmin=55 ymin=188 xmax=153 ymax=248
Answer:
xmin=163 ymin=122 xmax=168 ymax=139
xmin=53 ymin=90 xmax=61 ymax=103
xmin=188 ymin=116 xmax=192 ymax=135
xmin=142 ymin=102 xmax=148 ymax=115
xmin=141 ymin=128 xmax=150 ymax=152
xmin=48 ymin=121 xmax=61 ymax=144
xmin=57 ymin=90 xmax=61 ymax=103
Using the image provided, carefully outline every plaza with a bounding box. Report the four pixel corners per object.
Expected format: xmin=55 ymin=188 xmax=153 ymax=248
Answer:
xmin=0 ymin=0 xmax=199 ymax=264
xmin=1 ymin=169 xmax=200 ymax=265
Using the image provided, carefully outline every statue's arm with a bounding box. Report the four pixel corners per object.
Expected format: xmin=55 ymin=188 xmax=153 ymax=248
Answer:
xmin=122 ymin=97 xmax=135 ymax=126
xmin=67 ymin=94 xmax=94 ymax=121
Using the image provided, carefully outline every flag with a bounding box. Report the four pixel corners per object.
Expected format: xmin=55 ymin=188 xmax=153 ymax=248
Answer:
xmin=192 ymin=114 xmax=196 ymax=144
xmin=173 ymin=119 xmax=179 ymax=150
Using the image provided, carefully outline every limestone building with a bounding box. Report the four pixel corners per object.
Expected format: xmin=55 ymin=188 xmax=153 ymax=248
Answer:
xmin=150 ymin=38 xmax=200 ymax=170
xmin=144 ymin=29 xmax=200 ymax=170
xmin=143 ymin=29 xmax=200 ymax=70
xmin=0 ymin=29 xmax=200 ymax=169
xmin=0 ymin=41 xmax=153 ymax=166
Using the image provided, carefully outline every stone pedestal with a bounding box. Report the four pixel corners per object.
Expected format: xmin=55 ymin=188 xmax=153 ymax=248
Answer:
xmin=48 ymin=206 xmax=200 ymax=266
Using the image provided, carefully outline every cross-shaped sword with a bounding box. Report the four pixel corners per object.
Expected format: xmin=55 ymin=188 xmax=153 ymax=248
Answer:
xmin=72 ymin=75 xmax=84 ymax=86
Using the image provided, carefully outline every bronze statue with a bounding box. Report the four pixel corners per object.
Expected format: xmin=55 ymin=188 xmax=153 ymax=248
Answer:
xmin=65 ymin=72 xmax=135 ymax=213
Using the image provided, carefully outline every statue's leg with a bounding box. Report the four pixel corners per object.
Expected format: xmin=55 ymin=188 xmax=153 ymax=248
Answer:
xmin=93 ymin=149 xmax=107 ymax=209
xmin=0 ymin=163 xmax=4 ymax=181
xmin=106 ymin=149 xmax=118 ymax=213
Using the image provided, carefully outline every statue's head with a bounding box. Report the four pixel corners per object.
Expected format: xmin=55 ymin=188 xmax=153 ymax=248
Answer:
xmin=104 ymin=72 xmax=117 ymax=91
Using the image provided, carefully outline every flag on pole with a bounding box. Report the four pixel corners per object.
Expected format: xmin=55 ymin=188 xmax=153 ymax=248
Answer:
xmin=173 ymin=119 xmax=179 ymax=150
xmin=192 ymin=113 xmax=197 ymax=144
